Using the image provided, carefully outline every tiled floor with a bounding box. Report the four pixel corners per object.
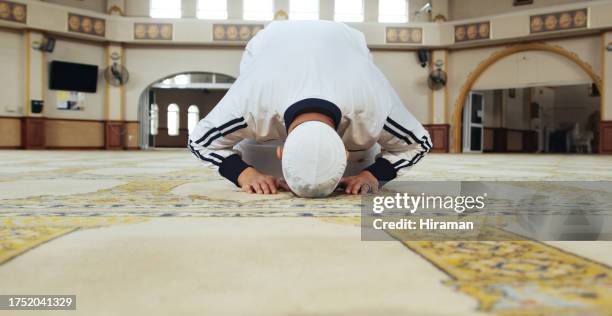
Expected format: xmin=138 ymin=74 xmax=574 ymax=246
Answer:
xmin=1 ymin=150 xmax=611 ymax=315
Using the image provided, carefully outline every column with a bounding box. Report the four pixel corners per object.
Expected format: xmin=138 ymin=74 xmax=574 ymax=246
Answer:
xmin=320 ymin=0 xmax=334 ymax=20
xmin=22 ymin=30 xmax=46 ymax=149
xmin=228 ymin=0 xmax=243 ymax=20
xmin=427 ymin=49 xmax=450 ymax=152
xmin=104 ymin=43 xmax=127 ymax=149
xmin=601 ymin=31 xmax=612 ymax=153
xmin=364 ymin=0 xmax=377 ymax=23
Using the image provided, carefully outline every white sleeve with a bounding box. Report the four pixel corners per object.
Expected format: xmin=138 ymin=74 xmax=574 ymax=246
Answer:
xmin=188 ymin=93 xmax=252 ymax=186
xmin=365 ymin=91 xmax=431 ymax=182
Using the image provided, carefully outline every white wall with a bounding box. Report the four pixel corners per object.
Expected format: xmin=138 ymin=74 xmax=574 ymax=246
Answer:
xmin=44 ymin=39 xmax=106 ymax=120
xmin=372 ymin=51 xmax=430 ymax=122
xmin=41 ymin=0 xmax=108 ymax=13
xmin=0 ymin=29 xmax=24 ymax=117
xmin=449 ymin=0 xmax=592 ymax=20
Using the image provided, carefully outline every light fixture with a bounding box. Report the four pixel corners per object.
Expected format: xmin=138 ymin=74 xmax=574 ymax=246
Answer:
xmin=32 ymin=36 xmax=56 ymax=53
xmin=415 ymin=3 xmax=432 ymax=16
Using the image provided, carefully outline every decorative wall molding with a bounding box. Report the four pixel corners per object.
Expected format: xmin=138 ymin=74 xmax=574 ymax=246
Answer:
xmin=134 ymin=23 xmax=173 ymax=40
xmin=530 ymin=8 xmax=587 ymax=34
xmin=68 ymin=13 xmax=105 ymax=37
xmin=274 ymin=10 xmax=288 ymax=20
xmin=0 ymin=0 xmax=26 ymax=24
xmin=451 ymin=42 xmax=603 ymax=153
xmin=107 ymin=4 xmax=124 ymax=16
xmin=212 ymin=24 xmax=263 ymax=42
xmin=454 ymin=21 xmax=490 ymax=43
xmin=385 ymin=27 xmax=423 ymax=44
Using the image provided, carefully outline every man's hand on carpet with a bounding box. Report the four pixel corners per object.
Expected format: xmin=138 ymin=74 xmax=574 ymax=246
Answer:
xmin=339 ymin=171 xmax=379 ymax=195
xmin=238 ymin=167 xmax=287 ymax=194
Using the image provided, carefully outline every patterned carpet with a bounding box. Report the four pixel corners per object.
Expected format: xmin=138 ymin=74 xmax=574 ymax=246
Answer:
xmin=1 ymin=150 xmax=612 ymax=315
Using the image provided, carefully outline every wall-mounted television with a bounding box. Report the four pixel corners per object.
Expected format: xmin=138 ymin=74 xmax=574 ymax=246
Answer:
xmin=49 ymin=60 xmax=99 ymax=93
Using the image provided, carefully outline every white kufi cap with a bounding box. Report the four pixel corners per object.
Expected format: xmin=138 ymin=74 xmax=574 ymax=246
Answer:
xmin=282 ymin=121 xmax=346 ymax=198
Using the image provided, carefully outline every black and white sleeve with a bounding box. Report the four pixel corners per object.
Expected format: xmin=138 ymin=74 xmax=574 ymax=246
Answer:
xmin=365 ymin=96 xmax=432 ymax=182
xmin=188 ymin=100 xmax=252 ymax=187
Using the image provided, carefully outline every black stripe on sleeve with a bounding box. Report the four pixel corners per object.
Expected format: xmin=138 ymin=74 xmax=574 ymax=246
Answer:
xmin=209 ymin=153 xmax=226 ymax=161
xmin=386 ymin=117 xmax=420 ymax=144
xmin=422 ymin=136 xmax=432 ymax=151
xmin=202 ymin=122 xmax=248 ymax=147
xmin=189 ymin=141 xmax=221 ymax=166
xmin=383 ymin=125 xmax=412 ymax=145
xmin=194 ymin=117 xmax=245 ymax=145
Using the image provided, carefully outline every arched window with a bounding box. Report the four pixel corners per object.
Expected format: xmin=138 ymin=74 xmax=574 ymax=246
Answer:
xmin=150 ymin=104 xmax=159 ymax=135
xmin=150 ymin=0 xmax=181 ymax=18
xmin=290 ymin=0 xmax=319 ymax=20
xmin=243 ymin=0 xmax=274 ymax=20
xmin=187 ymin=105 xmax=200 ymax=134
xmin=334 ymin=0 xmax=363 ymax=22
xmin=167 ymin=103 xmax=180 ymax=136
xmin=197 ymin=0 xmax=227 ymax=19
xmin=379 ymin=0 xmax=408 ymax=23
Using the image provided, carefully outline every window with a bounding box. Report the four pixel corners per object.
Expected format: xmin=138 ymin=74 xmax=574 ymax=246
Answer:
xmin=174 ymin=74 xmax=189 ymax=85
xmin=187 ymin=105 xmax=200 ymax=134
xmin=378 ymin=0 xmax=407 ymax=23
xmin=334 ymin=0 xmax=363 ymax=22
xmin=197 ymin=0 xmax=227 ymax=19
xmin=167 ymin=103 xmax=180 ymax=136
xmin=243 ymin=0 xmax=274 ymax=20
xmin=150 ymin=0 xmax=181 ymax=18
xmin=290 ymin=0 xmax=319 ymax=20
xmin=150 ymin=104 xmax=159 ymax=135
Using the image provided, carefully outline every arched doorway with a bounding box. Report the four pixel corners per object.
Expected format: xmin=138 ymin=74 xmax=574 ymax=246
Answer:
xmin=138 ymin=72 xmax=236 ymax=149
xmin=451 ymin=43 xmax=603 ymax=153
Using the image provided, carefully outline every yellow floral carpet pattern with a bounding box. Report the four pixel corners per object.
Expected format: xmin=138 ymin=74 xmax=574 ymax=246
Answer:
xmin=404 ymin=240 xmax=612 ymax=316
xmin=0 ymin=216 xmax=147 ymax=265
xmin=324 ymin=217 xmax=612 ymax=316
xmin=2 ymin=150 xmax=612 ymax=315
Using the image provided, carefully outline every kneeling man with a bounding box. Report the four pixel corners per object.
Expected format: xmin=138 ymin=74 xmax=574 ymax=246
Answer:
xmin=189 ymin=20 xmax=431 ymax=197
